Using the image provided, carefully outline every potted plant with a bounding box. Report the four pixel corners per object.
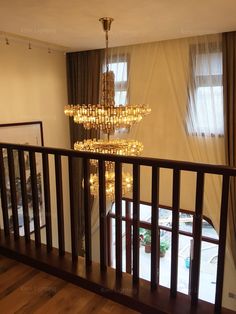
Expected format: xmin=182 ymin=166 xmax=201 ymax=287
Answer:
xmin=159 ymin=240 xmax=170 ymax=257
xmin=143 ymin=229 xmax=152 ymax=253
xmin=143 ymin=229 xmax=170 ymax=257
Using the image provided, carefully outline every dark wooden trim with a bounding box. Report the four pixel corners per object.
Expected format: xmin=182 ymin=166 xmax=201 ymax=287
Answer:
xmin=0 ymin=121 xmax=44 ymax=146
xmin=215 ymin=174 xmax=230 ymax=313
xmin=7 ymin=148 xmax=19 ymax=239
xmin=18 ymin=150 xmax=30 ymax=242
xmin=170 ymin=169 xmax=181 ymax=297
xmin=54 ymin=154 xmax=65 ymax=256
xmin=0 ymin=148 xmax=10 ymax=236
xmin=107 ymin=212 xmax=112 ymax=267
xmin=132 ymin=164 xmax=140 ymax=284
xmin=1 ymin=142 xmax=236 ymax=177
xmin=84 ymin=158 xmax=92 ymax=265
xmin=29 ymin=151 xmax=41 ymax=247
xmin=115 ymin=162 xmax=122 ymax=276
xmin=125 ymin=200 xmax=132 ymax=274
xmin=42 ymin=152 xmax=52 ymax=252
xmin=0 ymin=141 xmax=233 ymax=314
xmin=191 ymin=172 xmax=205 ymax=305
xmin=98 ymin=159 xmax=107 ymax=270
xmin=151 ymin=166 xmax=159 ymax=289
xmin=68 ymin=156 xmax=79 ymax=261
xmin=0 ymin=232 xmax=234 ymax=314
xmin=122 ymin=197 xmax=214 ymax=228
xmin=108 ymin=212 xmax=219 ymax=245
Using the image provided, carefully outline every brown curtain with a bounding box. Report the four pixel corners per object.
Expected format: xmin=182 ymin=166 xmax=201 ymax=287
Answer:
xmin=66 ymin=49 xmax=102 ymax=255
xmin=223 ymin=31 xmax=236 ymax=266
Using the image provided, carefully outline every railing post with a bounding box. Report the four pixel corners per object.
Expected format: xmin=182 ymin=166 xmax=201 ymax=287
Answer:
xmin=151 ymin=166 xmax=160 ymax=290
xmin=0 ymin=148 xmax=10 ymax=236
xmin=29 ymin=151 xmax=41 ymax=247
xmin=170 ymin=168 xmax=181 ymax=297
xmin=190 ymin=171 xmax=204 ymax=305
xmin=18 ymin=150 xmax=30 ymax=242
xmin=54 ymin=154 xmax=65 ymax=256
xmin=115 ymin=162 xmax=122 ymax=276
xmin=84 ymin=158 xmax=92 ymax=266
xmin=133 ymin=163 xmax=140 ymax=284
xmin=42 ymin=152 xmax=52 ymax=252
xmin=107 ymin=212 xmax=112 ymax=267
xmin=99 ymin=159 xmax=107 ymax=270
xmin=125 ymin=200 xmax=132 ymax=274
xmin=7 ymin=148 xmax=19 ymax=239
xmin=68 ymin=156 xmax=79 ymax=261
xmin=215 ymin=174 xmax=230 ymax=313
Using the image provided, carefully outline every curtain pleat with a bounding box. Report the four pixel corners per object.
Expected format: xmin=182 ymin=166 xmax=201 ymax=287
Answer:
xmin=223 ymin=31 xmax=236 ymax=266
xmin=66 ymin=49 xmax=102 ymax=255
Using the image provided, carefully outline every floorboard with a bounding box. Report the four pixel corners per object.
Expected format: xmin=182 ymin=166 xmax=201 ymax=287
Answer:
xmin=0 ymin=255 xmax=139 ymax=314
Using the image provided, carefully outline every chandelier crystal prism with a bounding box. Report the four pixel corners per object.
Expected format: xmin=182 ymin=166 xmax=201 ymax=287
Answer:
xmin=64 ymin=17 xmax=151 ymax=198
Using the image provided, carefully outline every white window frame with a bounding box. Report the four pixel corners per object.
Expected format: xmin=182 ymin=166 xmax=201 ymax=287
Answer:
xmin=187 ymin=43 xmax=224 ymax=137
xmin=107 ymin=55 xmax=129 ymax=106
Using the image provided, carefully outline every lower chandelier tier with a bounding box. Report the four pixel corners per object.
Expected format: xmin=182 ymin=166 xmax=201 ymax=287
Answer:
xmin=74 ymin=138 xmax=143 ymax=156
xmin=75 ymin=138 xmax=142 ymax=199
xmin=89 ymin=171 xmax=133 ymax=200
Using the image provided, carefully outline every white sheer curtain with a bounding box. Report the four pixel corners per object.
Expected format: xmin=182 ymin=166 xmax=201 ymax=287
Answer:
xmin=91 ymin=34 xmax=226 ymax=261
xmin=187 ymin=41 xmax=223 ymax=136
xmin=106 ymin=34 xmax=224 ymax=227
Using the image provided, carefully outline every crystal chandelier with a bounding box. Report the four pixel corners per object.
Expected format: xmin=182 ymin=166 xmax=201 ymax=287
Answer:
xmin=64 ymin=17 xmax=151 ymax=199
xmin=90 ymin=171 xmax=133 ymax=200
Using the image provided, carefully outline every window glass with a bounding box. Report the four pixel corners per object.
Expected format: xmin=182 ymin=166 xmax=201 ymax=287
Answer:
xmin=195 ymin=52 xmax=222 ymax=76
xmin=115 ymin=91 xmax=127 ymax=106
xmin=187 ymin=44 xmax=223 ymax=136
xmin=107 ymin=59 xmax=128 ymax=107
xmin=109 ymin=62 xmax=127 ymax=82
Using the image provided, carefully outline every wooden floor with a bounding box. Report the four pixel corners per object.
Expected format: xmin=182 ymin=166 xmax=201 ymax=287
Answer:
xmin=0 ymin=255 xmax=139 ymax=314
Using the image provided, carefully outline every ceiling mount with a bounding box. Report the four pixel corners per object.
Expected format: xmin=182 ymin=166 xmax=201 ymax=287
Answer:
xmin=99 ymin=17 xmax=114 ymax=32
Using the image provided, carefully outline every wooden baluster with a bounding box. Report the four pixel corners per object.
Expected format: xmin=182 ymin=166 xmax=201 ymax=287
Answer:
xmin=170 ymin=169 xmax=181 ymax=297
xmin=7 ymin=148 xmax=19 ymax=239
xmin=68 ymin=156 xmax=79 ymax=261
xmin=84 ymin=158 xmax=91 ymax=265
xmin=18 ymin=150 xmax=30 ymax=242
xmin=215 ymin=174 xmax=230 ymax=312
xmin=29 ymin=151 xmax=41 ymax=247
xmin=125 ymin=200 xmax=132 ymax=274
xmin=99 ymin=159 xmax=107 ymax=270
xmin=133 ymin=163 xmax=140 ymax=284
xmin=54 ymin=154 xmax=65 ymax=256
xmin=42 ymin=152 xmax=52 ymax=252
xmin=0 ymin=148 xmax=10 ymax=236
xmin=115 ymin=162 xmax=122 ymax=276
xmin=190 ymin=171 xmax=204 ymax=305
xmin=107 ymin=213 xmax=112 ymax=267
xmin=151 ymin=166 xmax=160 ymax=290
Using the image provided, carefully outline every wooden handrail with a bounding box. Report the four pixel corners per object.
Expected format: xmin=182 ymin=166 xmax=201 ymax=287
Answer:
xmin=0 ymin=141 xmax=233 ymax=314
xmin=0 ymin=142 xmax=235 ymax=175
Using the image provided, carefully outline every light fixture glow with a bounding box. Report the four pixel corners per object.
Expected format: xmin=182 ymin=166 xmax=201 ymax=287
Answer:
xmin=65 ymin=17 xmax=151 ymax=199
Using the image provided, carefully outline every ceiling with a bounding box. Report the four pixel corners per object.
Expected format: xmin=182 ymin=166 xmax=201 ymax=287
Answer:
xmin=0 ymin=0 xmax=236 ymax=51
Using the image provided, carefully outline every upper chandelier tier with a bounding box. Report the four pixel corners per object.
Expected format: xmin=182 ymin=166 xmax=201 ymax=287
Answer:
xmin=64 ymin=17 xmax=151 ymax=134
xmin=64 ymin=103 xmax=151 ymax=133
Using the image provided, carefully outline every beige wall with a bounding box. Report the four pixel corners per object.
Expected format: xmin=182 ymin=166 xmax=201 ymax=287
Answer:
xmin=0 ymin=41 xmax=71 ymax=251
xmin=0 ymin=41 xmax=69 ymax=149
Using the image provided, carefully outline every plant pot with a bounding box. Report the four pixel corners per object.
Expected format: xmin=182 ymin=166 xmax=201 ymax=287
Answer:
xmin=144 ymin=244 xmax=151 ymax=253
xmin=160 ymin=250 xmax=166 ymax=257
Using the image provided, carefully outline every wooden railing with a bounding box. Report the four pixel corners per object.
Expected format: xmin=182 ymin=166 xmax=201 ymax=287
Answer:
xmin=0 ymin=142 xmax=235 ymax=314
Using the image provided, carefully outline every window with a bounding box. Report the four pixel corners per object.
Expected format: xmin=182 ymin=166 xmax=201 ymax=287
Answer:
xmin=107 ymin=200 xmax=219 ymax=304
xmin=187 ymin=44 xmax=224 ymax=136
xmin=108 ymin=58 xmax=128 ymax=106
